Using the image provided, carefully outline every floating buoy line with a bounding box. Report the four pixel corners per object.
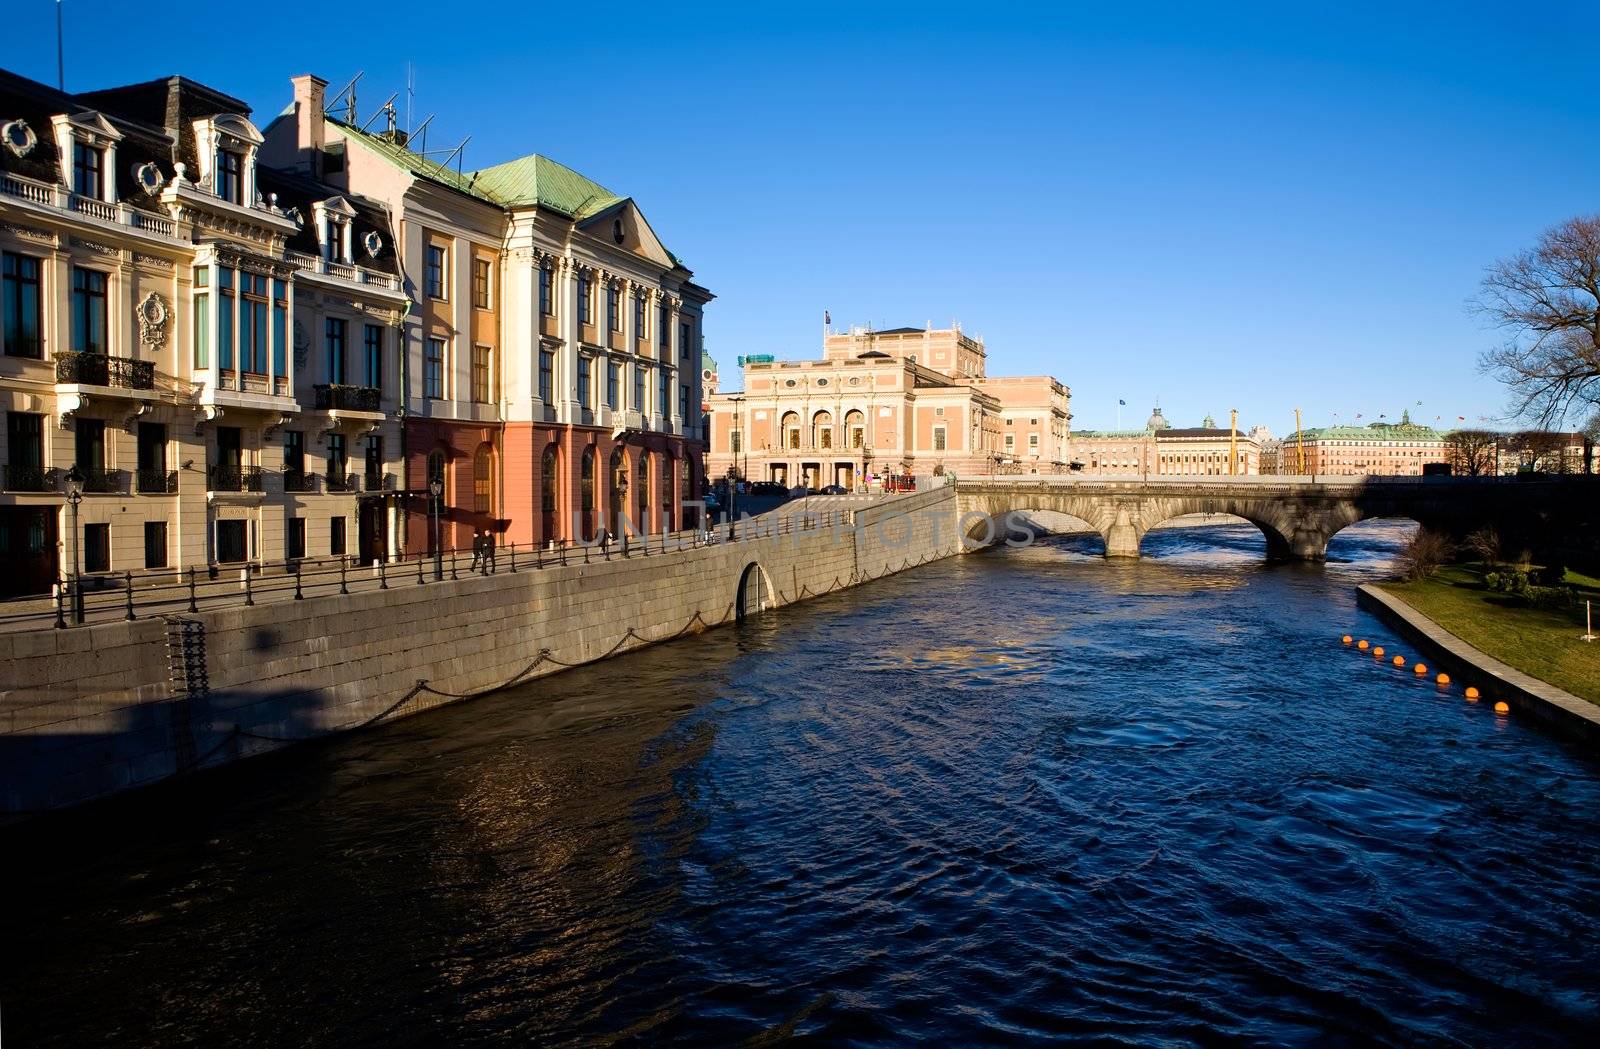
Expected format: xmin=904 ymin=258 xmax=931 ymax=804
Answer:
xmin=1338 ymin=635 xmax=1503 ymax=717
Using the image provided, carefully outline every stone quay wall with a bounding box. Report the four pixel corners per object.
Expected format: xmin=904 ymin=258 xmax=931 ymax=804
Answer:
xmin=1 ymin=487 xmax=961 ymax=817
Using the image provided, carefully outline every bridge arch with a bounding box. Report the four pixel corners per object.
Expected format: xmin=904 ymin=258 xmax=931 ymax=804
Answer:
xmin=1134 ymin=506 xmax=1296 ymax=562
xmin=735 ymin=561 xmax=776 ymax=622
xmin=1324 ymin=515 xmax=1421 ymax=563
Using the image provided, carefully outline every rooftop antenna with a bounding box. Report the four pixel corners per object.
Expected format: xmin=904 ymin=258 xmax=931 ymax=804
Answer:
xmin=55 ymin=0 xmax=64 ymax=91
xmin=326 ymin=72 xmax=364 ymax=122
xmin=405 ymin=63 xmax=413 ymax=134
xmin=358 ymin=92 xmax=399 ymax=134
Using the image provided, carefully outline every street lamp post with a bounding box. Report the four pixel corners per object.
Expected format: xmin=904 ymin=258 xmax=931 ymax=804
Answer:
xmin=725 ymin=465 xmax=739 ymax=540
xmin=64 ymin=465 xmax=84 ymax=623
xmin=861 ymin=444 xmax=872 ymax=493
xmin=429 ymin=478 xmax=444 ymax=581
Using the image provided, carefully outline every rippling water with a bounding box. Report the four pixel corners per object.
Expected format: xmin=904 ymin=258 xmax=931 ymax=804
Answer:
xmin=4 ymin=521 xmax=1599 ymax=1046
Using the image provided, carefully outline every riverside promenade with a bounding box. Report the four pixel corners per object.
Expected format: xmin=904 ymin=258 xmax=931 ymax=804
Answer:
xmin=0 ymin=489 xmax=961 ymax=816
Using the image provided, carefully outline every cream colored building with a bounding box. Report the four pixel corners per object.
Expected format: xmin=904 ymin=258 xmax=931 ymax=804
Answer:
xmin=707 ymin=325 xmax=1070 ymax=488
xmin=1 ymin=69 xmax=406 ymax=598
xmin=1070 ymin=409 xmax=1260 ymax=476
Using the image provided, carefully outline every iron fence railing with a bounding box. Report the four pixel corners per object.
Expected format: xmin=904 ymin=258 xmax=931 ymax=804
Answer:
xmin=54 ymin=351 xmax=156 ymax=390
xmin=283 ymin=470 xmax=318 ymax=493
xmin=0 ymin=508 xmax=858 ymax=633
xmin=313 ymin=384 xmax=381 ymax=412
xmin=325 ymin=472 xmax=358 ymax=493
xmin=136 ymin=468 xmax=179 ymax=494
xmin=3 ymin=464 xmax=52 ymax=492
xmin=80 ymin=467 xmax=122 ymax=493
xmin=208 ymin=465 xmax=265 ymax=492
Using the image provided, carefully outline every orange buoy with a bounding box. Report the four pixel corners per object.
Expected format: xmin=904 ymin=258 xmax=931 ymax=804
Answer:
xmin=1357 ymin=640 xmax=1369 ymax=650
xmin=1392 ymin=654 xmax=1406 ymax=666
xmin=1494 ymin=701 xmax=1511 ymax=715
xmin=1373 ymin=646 xmax=1385 ymax=658
xmin=1342 ymin=635 xmax=1352 ymax=645
xmin=1436 ymin=673 xmax=1451 ymax=686
xmin=1413 ymin=663 xmax=1427 ymax=675
xmin=1465 ymin=686 xmax=1480 ymax=700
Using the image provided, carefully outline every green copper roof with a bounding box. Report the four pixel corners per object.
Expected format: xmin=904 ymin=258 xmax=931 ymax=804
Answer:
xmin=1297 ymin=423 xmax=1444 ymax=441
xmin=467 ymin=153 xmax=623 ymax=217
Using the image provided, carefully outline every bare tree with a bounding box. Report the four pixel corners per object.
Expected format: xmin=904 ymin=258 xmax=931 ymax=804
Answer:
xmin=1444 ymin=429 xmax=1500 ymax=476
xmin=1397 ymin=528 xmax=1457 ymax=581
xmin=1476 ymin=216 xmax=1600 ymax=425
xmin=1584 ymin=410 xmax=1600 ymax=474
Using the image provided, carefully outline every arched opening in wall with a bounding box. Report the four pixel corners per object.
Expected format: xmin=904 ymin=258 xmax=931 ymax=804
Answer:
xmin=660 ymin=453 xmax=675 ymax=532
xmin=540 ymin=443 xmax=562 ymax=543
xmin=1139 ymin=513 xmax=1273 ymax=564
xmin=473 ymin=443 xmax=494 ymax=517
xmin=1325 ymin=517 xmax=1420 ymax=570
xmin=609 ymin=447 xmax=629 ymax=539
xmin=736 ymin=561 xmax=774 ymax=622
xmin=812 ymin=409 xmax=834 ymax=450
xmin=966 ymin=508 xmax=1105 ymax=559
xmin=781 ymin=411 xmax=801 ymax=451
xmin=636 ymin=454 xmax=652 ymax=534
xmin=580 ymin=447 xmax=597 ymax=541
xmin=844 ymin=409 xmax=865 ymax=452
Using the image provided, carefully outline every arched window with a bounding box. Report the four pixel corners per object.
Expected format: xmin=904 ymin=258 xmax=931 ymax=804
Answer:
xmin=845 ymin=409 xmax=866 ymax=450
xmin=473 ymin=443 xmax=493 ymax=514
xmin=426 ymin=449 xmax=446 ymax=492
xmin=580 ymin=447 xmax=595 ymax=512
xmin=781 ymin=411 xmax=801 ymax=450
xmin=812 ymin=410 xmax=833 ymax=450
xmin=541 ymin=444 xmax=560 ymax=513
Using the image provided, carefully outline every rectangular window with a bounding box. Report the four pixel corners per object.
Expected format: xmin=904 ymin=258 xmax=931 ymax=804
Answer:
xmin=192 ymin=268 xmax=209 ymax=368
xmin=635 ymin=364 xmax=646 ymax=413
xmin=607 ymin=285 xmax=619 ymax=332
xmin=426 ymin=244 xmax=447 ymax=299
xmin=635 ymin=295 xmax=646 ymax=341
xmin=731 ymin=430 xmax=742 ymax=454
xmin=272 ymin=281 xmax=288 ymax=377
xmin=539 ymin=266 xmax=554 ymax=316
xmin=363 ymin=324 xmax=382 ymax=390
xmin=216 ymin=149 xmax=243 ymax=204
xmin=607 ymin=361 xmax=620 ymax=407
xmin=679 ymin=320 xmax=692 ymax=360
xmin=215 ymin=520 xmax=247 ymax=563
xmin=472 ymin=258 xmax=491 ymax=309
xmin=218 ymin=268 xmax=234 ymax=370
xmin=680 ymin=384 xmax=690 ymax=421
xmin=326 ymin=317 xmax=347 ymax=384
xmin=7 ymin=411 xmax=44 ymax=471
xmin=1005 ymin=434 xmax=1015 ymax=450
xmin=84 ymin=523 xmax=110 ymax=574
xmin=2 ymin=252 xmax=43 ymax=358
xmin=577 ymin=354 xmax=592 ymax=406
xmin=71 ymin=268 xmax=108 ymax=354
xmin=242 ymin=273 xmax=269 ymax=373
xmin=75 ymin=419 xmax=105 ymax=474
xmin=287 ymin=517 xmax=306 ymax=560
xmin=933 ymin=427 xmax=947 ymax=451
xmin=472 ymin=344 xmax=492 ymax=403
xmin=658 ymin=370 xmax=671 ymax=418
xmin=137 ymin=422 xmax=166 ymax=491
xmin=364 ymin=435 xmax=383 ymax=488
xmin=1029 ymin=434 xmax=1040 ymax=449
xmin=143 ymin=521 xmax=167 ymax=569
xmin=578 ymin=274 xmax=592 ymax=326
xmin=539 ymin=350 xmax=554 ymax=404
xmin=330 ymin=517 xmax=346 ymax=556
xmin=425 ymin=337 xmax=446 ymax=399
xmin=72 ymin=142 xmax=103 ymax=199
xmin=284 ymin=430 xmax=305 ymax=475
xmin=658 ymin=304 xmax=668 ymax=349
xmin=327 ymin=433 xmax=347 ymax=483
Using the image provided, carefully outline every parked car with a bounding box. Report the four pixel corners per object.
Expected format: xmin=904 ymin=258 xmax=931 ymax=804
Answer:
xmin=819 ymin=484 xmax=848 ymax=495
xmin=749 ymin=481 xmax=790 ymax=498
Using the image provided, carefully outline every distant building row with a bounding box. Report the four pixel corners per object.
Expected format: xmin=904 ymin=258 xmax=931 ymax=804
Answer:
xmin=0 ymin=66 xmax=709 ymax=596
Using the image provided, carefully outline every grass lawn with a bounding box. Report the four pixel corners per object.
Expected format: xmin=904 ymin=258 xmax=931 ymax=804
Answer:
xmin=1381 ymin=565 xmax=1600 ymax=706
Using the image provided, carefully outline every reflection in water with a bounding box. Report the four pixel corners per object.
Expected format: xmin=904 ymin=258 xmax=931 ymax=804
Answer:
xmin=2 ymin=520 xmax=1598 ymax=1046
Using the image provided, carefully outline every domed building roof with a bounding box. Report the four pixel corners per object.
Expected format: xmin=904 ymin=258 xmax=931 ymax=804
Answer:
xmin=1146 ymin=407 xmax=1169 ymax=431
xmin=1202 ymin=413 xmax=1216 ymax=429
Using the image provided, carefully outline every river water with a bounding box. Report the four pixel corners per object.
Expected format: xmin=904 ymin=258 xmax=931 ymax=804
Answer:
xmin=3 ymin=521 xmax=1599 ymax=1046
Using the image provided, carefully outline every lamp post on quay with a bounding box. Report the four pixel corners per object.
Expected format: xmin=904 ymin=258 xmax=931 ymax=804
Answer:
xmin=64 ymin=464 xmax=85 ymax=623
xmin=861 ymin=444 xmax=872 ymax=493
xmin=617 ymin=472 xmax=630 ymax=556
xmin=429 ymin=477 xmax=444 ymax=581
xmin=725 ymin=465 xmax=739 ymax=540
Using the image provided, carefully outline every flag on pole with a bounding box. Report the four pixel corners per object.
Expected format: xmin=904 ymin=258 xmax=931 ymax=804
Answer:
xmin=1355 ymin=413 xmax=1363 ymax=419
xmin=823 ymin=310 xmax=831 ymax=325
xmin=1458 ymin=415 xmax=1466 ymax=421
xmin=1118 ymin=399 xmax=1126 ymax=406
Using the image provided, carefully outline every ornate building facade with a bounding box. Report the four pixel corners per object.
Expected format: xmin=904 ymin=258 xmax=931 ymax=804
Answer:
xmin=705 ymin=326 xmax=1069 ymax=488
xmin=1069 ymin=409 xmax=1261 ymax=476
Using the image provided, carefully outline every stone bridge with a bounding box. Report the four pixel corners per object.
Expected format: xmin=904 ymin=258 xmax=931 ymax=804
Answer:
xmin=953 ymin=476 xmax=1596 ymax=562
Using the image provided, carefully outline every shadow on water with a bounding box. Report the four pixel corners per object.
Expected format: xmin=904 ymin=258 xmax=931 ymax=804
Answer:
xmin=2 ymin=520 xmax=1598 ymax=1046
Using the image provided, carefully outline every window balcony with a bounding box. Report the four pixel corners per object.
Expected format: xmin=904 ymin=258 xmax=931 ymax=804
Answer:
xmin=80 ymin=467 xmax=123 ymax=494
xmin=3 ymin=465 xmax=52 ymax=492
xmin=325 ymin=472 xmax=358 ymax=493
xmin=363 ymin=470 xmax=394 ymax=493
xmin=55 ymin=351 xmax=156 ymax=391
xmin=0 ymin=172 xmax=178 ymax=238
xmin=313 ymin=384 xmax=382 ymax=412
xmin=286 ymin=250 xmax=402 ymax=292
xmin=283 ymin=470 xmax=318 ymax=493
xmin=208 ymin=465 xmax=264 ymax=492
xmin=136 ymin=468 xmax=178 ymax=493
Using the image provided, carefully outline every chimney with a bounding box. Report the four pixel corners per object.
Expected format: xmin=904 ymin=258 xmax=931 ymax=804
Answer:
xmin=291 ymin=74 xmax=326 ymax=170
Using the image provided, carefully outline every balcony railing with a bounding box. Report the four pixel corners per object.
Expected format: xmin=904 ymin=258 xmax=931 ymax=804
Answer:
xmin=81 ymin=468 xmax=122 ymax=494
xmin=0 ymin=173 xmax=182 ymax=240
xmin=208 ymin=465 xmax=265 ymax=492
xmin=3 ymin=465 xmax=52 ymax=492
xmin=325 ymin=472 xmax=358 ymax=493
xmin=136 ymin=468 xmax=178 ymax=493
xmin=283 ymin=470 xmax=318 ymax=493
xmin=286 ymin=250 xmax=402 ymax=292
xmin=363 ymin=471 xmax=394 ymax=493
xmin=55 ymin=352 xmax=156 ymax=390
xmin=314 ymin=384 xmax=382 ymax=412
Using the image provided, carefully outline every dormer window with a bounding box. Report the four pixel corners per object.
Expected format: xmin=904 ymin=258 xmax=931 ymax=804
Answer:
xmin=72 ymin=141 xmax=103 ymax=199
xmin=216 ymin=148 xmax=243 ymax=204
xmin=311 ymin=197 xmax=358 ymax=264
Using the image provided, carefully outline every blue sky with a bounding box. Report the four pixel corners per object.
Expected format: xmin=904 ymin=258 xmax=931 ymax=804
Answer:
xmin=12 ymin=1 xmax=1598 ymax=433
